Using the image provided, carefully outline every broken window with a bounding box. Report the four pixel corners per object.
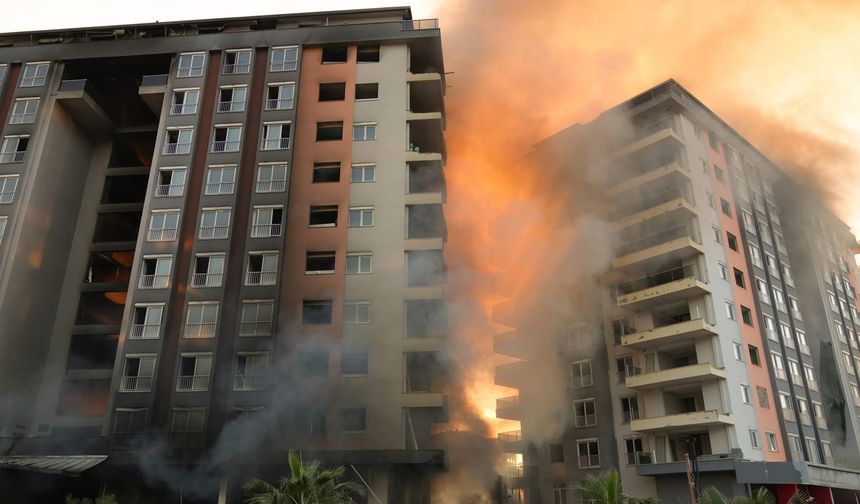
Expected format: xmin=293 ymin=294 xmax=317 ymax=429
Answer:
xmin=305 ymin=251 xmax=336 ymax=274
xmin=355 ymin=83 xmax=379 ymax=100
xmin=312 ymin=162 xmax=341 ymax=183
xmin=356 ymin=45 xmax=380 ymax=63
xmin=322 ymin=46 xmax=348 ymax=64
xmin=302 ymin=300 xmax=333 ymax=324
xmin=319 ymin=82 xmax=346 ymax=101
xmin=309 ymin=205 xmax=338 ymax=227
xmin=316 ymin=121 xmax=343 ymax=141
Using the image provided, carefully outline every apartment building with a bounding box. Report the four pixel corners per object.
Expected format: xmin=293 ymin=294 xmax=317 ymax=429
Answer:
xmin=502 ymin=81 xmax=860 ymax=504
xmin=0 ymin=8 xmax=448 ymax=503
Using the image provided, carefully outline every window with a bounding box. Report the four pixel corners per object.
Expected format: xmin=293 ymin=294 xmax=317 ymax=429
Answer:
xmin=205 ymin=165 xmax=236 ymax=195
xmin=246 ymin=252 xmax=278 ymax=285
xmin=756 ymin=279 xmax=771 ymax=304
xmin=406 ymin=250 xmax=446 ymax=286
xmin=357 ymin=45 xmax=380 ymax=62
xmin=162 ymin=128 xmax=193 ymax=155
xmin=813 ymin=402 xmax=825 ymax=424
xmin=351 ymin=163 xmax=376 ymax=183
xmin=139 ymin=256 xmax=172 ymax=289
xmin=119 ymin=354 xmax=156 ymax=392
xmin=9 ymin=98 xmax=39 ymax=124
xmin=353 ymin=122 xmax=377 ymax=141
xmin=712 ymin=226 xmax=722 ymax=243
xmin=804 ymin=365 xmax=817 ymax=388
xmin=742 ymin=209 xmax=755 ymax=231
xmin=0 ymin=175 xmax=18 ymax=204
xmin=171 ymin=89 xmax=199 ymax=115
xmin=20 ymin=62 xmax=49 ymax=87
xmin=302 ymin=300 xmax=333 ymax=324
xmin=773 ymin=288 xmax=786 ymax=311
xmin=789 ymin=297 xmax=801 ymax=318
xmin=0 ymin=216 xmax=6 ymax=246
xmin=176 ymin=53 xmax=205 ymax=78
xmin=0 ymin=135 xmax=29 ymax=163
xmin=726 ymin=232 xmax=738 ymax=251
xmin=620 ymin=396 xmax=639 ymax=423
xmin=340 ymin=407 xmax=366 ymax=432
xmin=309 ymin=205 xmax=338 ymax=227
xmin=725 ymin=301 xmax=736 ymax=321
xmin=312 ymin=162 xmax=341 ymax=183
xmin=576 ymin=439 xmax=600 ymax=468
xmin=266 ymin=82 xmax=296 ymax=110
xmin=788 ymin=359 xmax=801 ymax=379
xmin=624 ymin=437 xmax=649 ymax=465
xmin=217 ymin=86 xmax=246 ymax=113
xmin=570 ymin=360 xmax=593 ymax=388
xmin=616 ymin=356 xmax=640 ymax=382
xmin=714 ymin=165 xmax=725 ymax=182
xmin=184 ymin=302 xmax=218 ymax=338
xmin=177 ymin=354 xmax=212 ymax=391
xmin=319 ymin=82 xmax=346 ymax=101
xmin=212 ymin=125 xmax=242 ymax=152
xmin=251 ymin=206 xmax=283 ymax=238
xmin=306 ymin=251 xmax=336 ymax=274
xmin=757 ymin=386 xmax=769 ymax=408
xmin=348 ymin=207 xmax=374 ymax=227
xmin=706 ymin=192 xmax=715 ymax=209
xmin=749 ymin=243 xmax=763 ymax=267
xmin=355 ymin=83 xmax=379 ymax=100
xmin=111 ymin=408 xmax=147 ymax=446
xmin=771 ymin=353 xmax=786 ymax=379
xmin=741 ymin=384 xmax=752 ymax=404
xmin=732 ymin=342 xmax=744 ymax=361
xmin=741 ymin=306 xmax=753 ymax=325
xmin=733 ymin=268 xmax=745 ymax=288
xmin=257 ymin=163 xmax=288 ymax=193
xmin=346 ymin=253 xmax=372 ymax=274
xmin=270 ymin=46 xmax=299 ymax=72
xmin=199 ymin=207 xmax=231 ymax=239
xmin=170 ymin=407 xmax=205 ymax=447
xmin=749 ymin=430 xmax=760 ymax=449
xmin=130 ymin=304 xmax=163 ymax=340
xmin=341 ymin=352 xmax=369 ymax=376
xmin=343 ymin=301 xmax=371 ymax=324
xmin=718 ymin=263 xmax=728 ymax=280
xmin=240 ymin=300 xmax=274 ymax=337
xmin=746 ymin=345 xmax=760 ymax=366
xmin=295 ymin=407 xmax=325 ymax=435
xmin=573 ymin=398 xmax=597 ymax=427
xmin=322 ymin=46 xmax=348 ymax=63
xmin=720 ymin=198 xmax=732 ymax=216
xmin=156 ymin=167 xmax=187 ymax=197
xmin=766 ymin=432 xmax=778 ymax=452
xmin=822 ymin=441 xmax=834 ymax=465
xmin=262 ymin=122 xmax=291 ymax=150
xmin=780 ymin=323 xmax=793 ymax=346
xmin=234 ymin=353 xmax=269 ymax=391
xmin=223 ymin=49 xmax=252 ymax=74
xmin=405 ymin=299 xmax=447 ymax=339
xmin=315 ymin=121 xmax=343 ymax=142
xmin=191 ymin=254 xmax=225 ymax=288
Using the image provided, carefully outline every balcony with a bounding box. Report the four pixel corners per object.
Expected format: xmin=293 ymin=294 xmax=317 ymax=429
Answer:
xmin=246 ymin=271 xmax=277 ymax=286
xmin=147 ymin=228 xmax=178 ymax=242
xmin=184 ymin=323 xmax=216 ymax=339
xmin=622 ymin=318 xmax=717 ymax=350
xmin=162 ymin=142 xmax=192 ymax=156
xmin=217 ymin=101 xmax=245 ymax=113
xmin=191 ymin=273 xmax=223 ymax=288
xmin=139 ymin=74 xmax=168 ymax=114
xmin=614 ymin=265 xmax=710 ymax=309
xmin=402 ymin=19 xmax=439 ymax=30
xmin=610 ymin=117 xmax=684 ymax=161
xmin=262 ymin=138 xmax=290 ymax=151
xmin=494 ymin=360 xmax=524 ymax=388
xmin=239 ymin=321 xmax=272 ymax=337
xmin=139 ymin=274 xmax=169 ymax=289
xmin=626 ymin=362 xmax=726 ymax=390
xmin=119 ymin=376 xmax=153 ymax=392
xmin=155 ymin=184 xmax=184 ymax=197
xmin=0 ymin=151 xmax=26 ymax=164
xmin=176 ymin=375 xmax=209 ymax=392
xmin=612 ymin=186 xmax=696 ymax=230
xmin=199 ymin=225 xmax=229 ymax=240
xmin=265 ymin=98 xmax=294 ymax=111
xmin=494 ymin=332 xmax=525 ymax=359
xmin=233 ymin=374 xmax=266 ymax=391
xmin=251 ymin=223 xmax=282 ymax=238
xmin=496 ymin=395 xmax=521 ymax=420
xmin=630 ymin=410 xmax=733 ymax=433
xmin=212 ymin=140 xmax=240 ymax=152
xmin=129 ymin=323 xmax=160 ymax=340
xmin=613 ymin=225 xmax=703 ymax=271
xmin=402 ymin=392 xmax=447 ymax=409
xmin=56 ymin=78 xmax=114 ymax=137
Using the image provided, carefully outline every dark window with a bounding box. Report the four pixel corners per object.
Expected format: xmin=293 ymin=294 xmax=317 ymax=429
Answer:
xmin=405 ymin=299 xmax=448 ymax=339
xmin=406 ymin=250 xmax=447 ymax=286
xmin=748 ymin=345 xmax=761 ymax=366
xmin=302 ymin=300 xmax=333 ymax=324
xmin=720 ymin=198 xmax=732 ymax=216
xmin=295 ymin=407 xmax=325 ymax=434
xmin=708 ymin=132 xmax=719 ymax=150
xmin=322 ymin=46 xmax=348 ymax=63
xmin=319 ymin=82 xmax=346 ymax=101
xmin=306 ymin=251 xmax=336 ymax=273
xmin=408 ymin=162 xmax=444 ymax=193
xmin=309 ymin=205 xmax=338 ymax=227
xmin=67 ymin=334 xmax=118 ymax=370
xmin=101 ymin=175 xmax=148 ymax=204
xmin=757 ymin=386 xmax=770 ymax=408
xmin=715 ymin=166 xmax=725 ymax=182
xmin=741 ymin=306 xmax=753 ymax=325
xmin=340 ymin=407 xmax=366 ymax=431
xmin=734 ymin=268 xmax=745 ymax=288
xmin=407 ymin=204 xmax=446 ymax=239
xmin=312 ymin=162 xmax=341 ymax=183
xmin=57 ymin=379 xmax=110 ymax=416
xmin=727 ymin=232 xmax=738 ymax=251
xmin=298 ymin=351 xmax=329 ymax=376
xmin=316 ymin=121 xmax=344 ymax=141
xmin=341 ymin=352 xmax=369 ymax=375
xmin=357 ymin=45 xmax=380 ymax=62
xmin=355 ymin=83 xmax=379 ymax=100
xmin=550 ymin=443 xmax=565 ymax=463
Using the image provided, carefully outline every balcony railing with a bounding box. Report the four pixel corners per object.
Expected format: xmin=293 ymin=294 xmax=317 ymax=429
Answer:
xmin=217 ymin=101 xmax=245 ymax=113
xmin=205 ymin=182 xmax=235 ymax=194
xmin=212 ymin=140 xmax=240 ymax=152
xmin=782 ymin=407 xmax=795 ymax=422
xmin=176 ymin=375 xmax=209 ymax=392
xmin=402 ymin=19 xmax=439 ymax=30
xmin=498 ymin=430 xmax=522 ymax=442
xmin=613 ymin=185 xmax=691 ymax=220
xmin=147 ymin=228 xmax=178 ymax=242
xmin=233 ymin=374 xmax=266 ymax=391
xmin=496 ymin=395 xmax=520 ymax=410
xmin=0 ymin=192 xmax=14 ymax=204
xmin=199 ymin=225 xmax=229 ymax=239
xmin=614 ymin=152 xmax=681 ymax=183
xmin=618 ymin=366 xmax=641 ymax=383
xmin=266 ymin=98 xmax=294 ymax=110
xmin=0 ymin=151 xmax=26 ymax=163
xmin=191 ymin=272 xmax=223 ymax=288
xmin=250 ymin=223 xmax=282 ymax=238
xmin=611 ymin=117 xmax=679 ymax=150
xmin=171 ymin=103 xmax=197 ymax=115
xmin=139 ymin=274 xmax=169 ymax=289
xmin=799 ymin=412 xmax=812 ymax=426
xmin=256 ymin=179 xmax=286 ymax=193
xmin=625 ymin=451 xmax=654 ymax=465
xmin=223 ymin=63 xmax=250 ymax=74
xmin=129 ymin=323 xmax=160 ymax=340
xmin=262 ymin=138 xmax=290 ymax=150
xmin=615 ymin=264 xmax=695 ymax=297
xmin=119 ymin=376 xmax=153 ymax=392
xmin=162 ymin=142 xmax=192 ymax=155
xmin=615 ymin=224 xmax=698 ymax=258
xmin=184 ymin=323 xmax=216 ymax=339
xmin=246 ymin=271 xmax=277 ymax=285
xmin=579 ymin=454 xmax=600 ymax=468
xmin=576 ymin=414 xmax=597 ymax=427
xmin=9 ymin=112 xmax=36 ymax=124
xmin=155 ymin=184 xmax=184 ymax=197
xmin=141 ymin=74 xmax=169 ymax=86
xmin=240 ymin=321 xmax=273 ymax=337
xmin=622 ymin=410 xmax=640 ymax=423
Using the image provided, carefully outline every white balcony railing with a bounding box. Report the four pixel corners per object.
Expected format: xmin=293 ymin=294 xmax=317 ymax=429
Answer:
xmin=155 ymin=184 xmax=184 ymax=197
xmin=625 ymin=451 xmax=654 ymax=465
xmin=129 ymin=323 xmax=161 ymax=340
xmin=139 ymin=274 xmax=169 ymax=289
xmin=0 ymin=152 xmax=26 ymax=163
xmin=191 ymin=273 xmax=223 ymax=288
xmin=262 ymin=138 xmax=290 ymax=150
xmin=119 ymin=376 xmax=153 ymax=392
xmin=147 ymin=228 xmax=178 ymax=241
xmin=239 ymin=321 xmax=273 ymax=337
xmin=579 ymin=455 xmax=600 ymax=468
xmin=250 ymin=223 xmax=282 ymax=238
xmin=184 ymin=323 xmax=216 ymax=339
xmin=0 ymin=192 xmax=14 ymax=204
xmin=199 ymin=225 xmax=229 ymax=239
xmin=9 ymin=113 xmax=36 ymax=124
xmin=171 ymin=103 xmax=197 ymax=115
xmin=162 ymin=143 xmax=192 ymax=155
xmin=176 ymin=375 xmax=209 ymax=392
xmin=265 ymin=98 xmax=294 ymax=110
xmin=233 ymin=374 xmax=266 ymax=391
xmin=223 ymin=63 xmax=250 ymax=74
xmin=256 ymin=179 xmax=286 ymax=193
xmin=246 ymin=271 xmax=277 ymax=285
xmin=205 ymin=182 xmax=235 ymax=194
xmin=212 ymin=140 xmax=240 ymax=152
xmin=217 ymin=101 xmax=245 ymax=113
xmin=622 ymin=410 xmax=640 ymax=423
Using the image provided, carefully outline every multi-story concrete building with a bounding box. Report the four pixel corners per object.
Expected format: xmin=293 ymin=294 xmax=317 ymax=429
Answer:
xmin=501 ymin=80 xmax=860 ymax=504
xmin=0 ymin=7 xmax=449 ymax=503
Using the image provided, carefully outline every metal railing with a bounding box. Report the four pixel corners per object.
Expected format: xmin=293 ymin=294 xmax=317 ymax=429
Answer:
xmin=799 ymin=412 xmax=812 ymax=426
xmin=155 ymin=184 xmax=184 ymax=197
xmin=246 ymin=271 xmax=277 ymax=285
xmin=176 ymin=375 xmax=209 ymax=392
xmin=496 ymin=395 xmax=520 ymax=410
xmin=58 ymin=79 xmax=87 ymax=92
xmin=129 ymin=323 xmax=160 ymax=340
xmin=223 ymin=63 xmax=250 ymax=74
xmin=212 ymin=140 xmax=240 ymax=152
xmin=250 ymin=223 xmax=282 ymax=238
xmin=233 ymin=374 xmax=265 ymax=391
xmin=191 ymin=273 xmax=223 ymax=288
xmin=266 ymin=98 xmax=294 ymax=110
xmin=615 ymin=264 xmax=695 ymax=296
xmin=199 ymin=225 xmax=229 ymax=239
xmin=576 ymin=414 xmax=597 ymax=427
xmin=139 ymin=274 xmax=169 ymax=289
xmin=171 ymin=103 xmax=197 ymax=115
xmin=162 ymin=142 xmax=192 ymax=155
xmin=119 ymin=376 xmax=153 ymax=392
xmin=402 ymin=19 xmax=439 ymax=30
xmin=184 ymin=323 xmax=216 ymax=338
xmin=0 ymin=151 xmax=25 ymax=163
xmin=262 ymin=138 xmax=290 ymax=150
xmin=498 ymin=430 xmax=522 ymax=442
xmin=615 ymin=224 xmax=697 ymax=257
xmin=613 ymin=185 xmax=691 ymax=220
xmin=270 ymin=61 xmax=297 ymax=72
xmin=571 ymin=375 xmax=593 ymax=388
xmin=9 ymin=112 xmax=36 ymax=124
xmin=239 ymin=321 xmax=273 ymax=337
xmin=618 ymin=366 xmax=641 ymax=383
xmin=256 ymin=179 xmax=286 ymax=193
xmin=578 ymin=454 xmax=600 ymax=468
xmin=147 ymin=227 xmax=178 ymax=241
xmin=205 ymin=182 xmax=235 ymax=194
xmin=622 ymin=410 xmax=640 ymax=423
xmin=217 ymin=101 xmax=245 ymax=113
xmin=0 ymin=192 xmax=14 ymax=204
xmin=782 ymin=407 xmax=795 ymax=421
xmin=176 ymin=67 xmax=204 ymax=78
xmin=626 ymin=451 xmax=654 ymax=465
xmin=141 ymin=74 xmax=169 ymax=86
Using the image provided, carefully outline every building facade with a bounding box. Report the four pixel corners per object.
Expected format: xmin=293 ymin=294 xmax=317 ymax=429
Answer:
xmin=0 ymin=8 xmax=448 ymax=503
xmin=501 ymin=81 xmax=860 ymax=504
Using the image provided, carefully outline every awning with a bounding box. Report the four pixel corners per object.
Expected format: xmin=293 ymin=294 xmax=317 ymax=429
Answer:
xmin=0 ymin=455 xmax=108 ymax=475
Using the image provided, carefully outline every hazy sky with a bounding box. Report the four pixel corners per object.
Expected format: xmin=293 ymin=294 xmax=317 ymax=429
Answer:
xmin=0 ymin=0 xmax=440 ymax=33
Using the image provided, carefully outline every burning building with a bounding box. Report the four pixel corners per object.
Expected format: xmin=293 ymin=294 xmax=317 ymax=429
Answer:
xmin=0 ymin=7 xmax=450 ymax=502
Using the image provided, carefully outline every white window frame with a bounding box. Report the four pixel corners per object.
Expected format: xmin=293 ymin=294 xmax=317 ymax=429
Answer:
xmin=119 ymin=354 xmax=157 ymax=392
xmin=351 ymin=163 xmax=376 ymax=183
xmin=348 ymin=206 xmax=374 ymax=227
xmin=256 ymin=162 xmax=288 ymax=193
xmin=191 ymin=253 xmax=225 ymax=288
xmin=156 ymin=167 xmax=187 ymax=197
xmin=576 ymin=438 xmax=600 ymax=468
xmin=343 ymin=301 xmax=371 ymax=324
xmin=130 ymin=303 xmax=164 ymax=340
xmin=211 ymin=124 xmax=242 ymax=152
xmin=176 ymin=354 xmax=212 ymax=392
xmin=162 ymin=127 xmax=193 ymax=155
xmin=251 ymin=205 xmax=284 ymax=238
xmin=240 ymin=300 xmax=274 ymax=337
xmin=261 ymin=121 xmax=291 ymax=150
xmin=176 ymin=52 xmax=206 ymax=78
xmin=749 ymin=429 xmax=760 ymax=449
xmin=270 ymin=46 xmax=299 ymax=72
xmin=740 ymin=384 xmax=751 ymax=404
xmin=0 ymin=135 xmax=28 ymax=163
xmin=170 ymin=88 xmax=199 ymax=115
xmin=352 ymin=122 xmax=377 ymax=141
xmin=732 ymin=342 xmax=744 ymax=361
xmin=205 ymin=165 xmax=237 ymax=195
xmin=346 ymin=253 xmax=372 ymax=274
xmin=266 ymin=82 xmax=296 ymax=110
xmin=0 ymin=175 xmax=18 ymax=204
xmin=223 ymin=48 xmax=252 ymax=75
xmin=9 ymin=97 xmax=39 ymax=124
xmin=217 ymin=85 xmax=247 ymax=113
xmin=573 ymin=398 xmax=597 ymax=427
xmin=199 ymin=207 xmax=231 ymax=240
xmin=246 ymin=251 xmax=279 ymax=286
xmin=766 ymin=431 xmax=778 ymax=452
xmin=570 ymin=359 xmax=593 ymax=389
xmin=234 ymin=352 xmax=270 ymax=391
xmin=146 ymin=209 xmax=180 ymax=242
xmin=184 ymin=302 xmax=219 ymax=339
xmin=20 ymin=62 xmax=49 ymax=87
xmin=139 ymin=255 xmax=172 ymax=289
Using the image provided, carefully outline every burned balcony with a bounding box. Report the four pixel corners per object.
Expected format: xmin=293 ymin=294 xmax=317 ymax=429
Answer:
xmin=613 ymin=222 xmax=703 ymax=271
xmin=404 ymin=352 xmax=445 ymax=393
xmin=405 ymin=299 xmax=448 ymax=339
xmin=622 ymin=306 xmax=717 ymax=350
xmin=611 ymin=182 xmax=696 ymax=230
xmin=407 ymin=160 xmax=445 ymax=195
xmin=139 ymin=74 xmax=168 ymax=114
xmin=407 ymin=34 xmax=444 ymax=75
xmin=66 ymin=333 xmax=118 ymax=370
xmin=613 ymin=264 xmax=710 ymax=309
xmin=92 ymin=211 xmax=141 ymax=244
xmin=406 ymin=250 xmax=447 ymax=287
xmin=496 ymin=395 xmax=521 ymax=420
xmin=56 ymin=79 xmax=114 ymax=138
xmin=610 ymin=115 xmax=683 ymax=161
xmin=407 ymin=116 xmax=444 ymax=158
xmin=631 ymin=410 xmax=733 ymax=433
xmin=74 ymin=291 xmax=126 ymax=326
xmin=407 ymin=204 xmax=447 ymax=240
xmin=626 ymin=361 xmax=726 ymax=391
xmin=83 ymin=251 xmax=134 ymax=284
xmin=409 ymin=77 xmax=444 ymax=117
xmin=608 ymin=150 xmax=687 ymax=195
xmin=495 ymin=360 xmax=524 ymax=388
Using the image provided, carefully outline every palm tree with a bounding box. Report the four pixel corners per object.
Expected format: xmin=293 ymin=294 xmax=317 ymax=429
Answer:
xmin=574 ymin=467 xmax=659 ymax=504
xmin=699 ymin=486 xmax=794 ymax=504
xmin=243 ymin=451 xmax=365 ymax=504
